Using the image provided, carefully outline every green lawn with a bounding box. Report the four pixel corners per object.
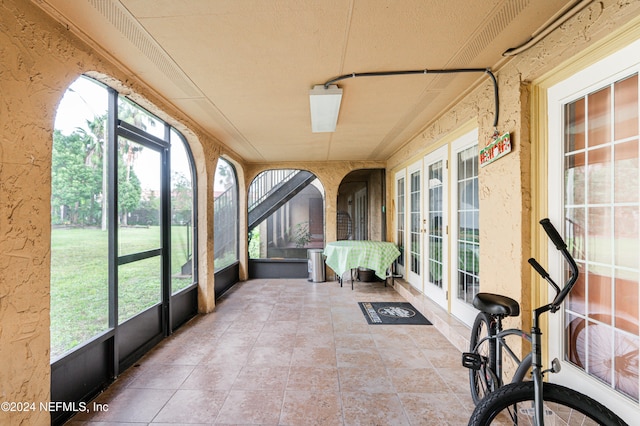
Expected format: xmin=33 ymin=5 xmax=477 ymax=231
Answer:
xmin=50 ymin=226 xmax=193 ymax=358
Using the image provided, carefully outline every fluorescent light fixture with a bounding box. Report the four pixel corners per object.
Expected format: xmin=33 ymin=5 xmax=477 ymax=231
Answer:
xmin=309 ymin=84 xmax=342 ymax=132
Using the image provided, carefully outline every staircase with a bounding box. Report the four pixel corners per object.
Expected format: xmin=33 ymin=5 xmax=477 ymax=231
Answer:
xmin=248 ymin=170 xmax=316 ymax=231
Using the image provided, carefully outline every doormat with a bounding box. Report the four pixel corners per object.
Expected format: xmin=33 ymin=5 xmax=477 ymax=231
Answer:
xmin=358 ymin=302 xmax=432 ymax=325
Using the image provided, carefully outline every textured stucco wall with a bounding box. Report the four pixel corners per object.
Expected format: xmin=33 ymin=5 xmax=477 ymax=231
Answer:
xmin=0 ymin=1 xmax=222 ymax=423
xmin=386 ymin=0 xmax=640 ymax=330
xmin=2 ymin=0 xmax=640 ymax=424
xmin=244 ymin=161 xmax=385 ymax=243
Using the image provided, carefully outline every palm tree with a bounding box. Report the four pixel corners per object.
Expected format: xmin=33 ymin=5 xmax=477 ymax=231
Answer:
xmin=116 ymin=98 xmax=155 ymax=226
xmin=76 ymin=113 xmax=109 ymax=230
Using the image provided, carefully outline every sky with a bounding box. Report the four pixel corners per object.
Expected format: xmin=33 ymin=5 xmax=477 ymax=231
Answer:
xmin=54 ymin=76 xmax=194 ymax=192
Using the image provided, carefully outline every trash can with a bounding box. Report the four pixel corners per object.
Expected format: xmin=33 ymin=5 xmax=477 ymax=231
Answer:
xmin=308 ymin=249 xmax=325 ymax=282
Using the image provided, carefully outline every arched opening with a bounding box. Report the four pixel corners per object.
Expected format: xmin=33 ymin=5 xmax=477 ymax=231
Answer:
xmin=213 ymin=157 xmax=240 ymax=295
xmin=337 ymin=169 xmax=386 ymax=242
xmin=50 ymin=75 xmax=198 ymax=424
xmin=248 ymin=169 xmax=324 ymax=278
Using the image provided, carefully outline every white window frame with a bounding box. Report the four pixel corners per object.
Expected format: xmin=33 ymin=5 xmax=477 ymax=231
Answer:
xmin=547 ymin=37 xmax=640 ymax=424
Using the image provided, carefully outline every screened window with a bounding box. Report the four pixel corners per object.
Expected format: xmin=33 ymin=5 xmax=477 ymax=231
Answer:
xmin=214 ymin=158 xmax=238 ymax=270
xmin=51 ymin=77 xmax=109 ymax=358
xmin=171 ymin=130 xmax=196 ymax=292
xmin=51 ymin=76 xmax=197 ymax=359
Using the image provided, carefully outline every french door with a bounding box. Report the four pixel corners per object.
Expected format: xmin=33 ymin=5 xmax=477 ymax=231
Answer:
xmin=395 ymin=170 xmax=406 ymax=277
xmin=423 ymin=146 xmax=448 ymax=309
xmin=407 ymin=160 xmax=423 ymax=290
xmin=547 ymin=38 xmax=640 ymax=422
xmin=450 ymin=129 xmax=480 ymax=325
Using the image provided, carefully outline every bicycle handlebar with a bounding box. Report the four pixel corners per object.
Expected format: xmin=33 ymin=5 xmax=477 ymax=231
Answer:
xmin=532 ymin=218 xmax=580 ymax=313
xmin=528 ymin=258 xmax=549 ymax=279
xmin=540 ymin=218 xmax=566 ymax=251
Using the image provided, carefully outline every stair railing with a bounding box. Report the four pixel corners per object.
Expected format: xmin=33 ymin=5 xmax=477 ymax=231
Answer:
xmin=247 ymin=169 xmax=299 ymax=211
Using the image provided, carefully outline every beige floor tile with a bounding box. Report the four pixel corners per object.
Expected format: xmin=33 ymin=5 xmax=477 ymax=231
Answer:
xmin=76 ymin=388 xmax=174 ymax=423
xmin=338 ymin=366 xmax=395 ymax=393
xmin=180 ymin=364 xmax=241 ymax=390
xmin=68 ymin=278 xmax=472 ymax=426
xmin=280 ymin=391 xmax=343 ymax=426
xmin=436 ymin=366 xmax=472 ymax=394
xmin=246 ymin=345 xmax=295 ymax=366
xmin=213 ymin=330 xmax=260 ymax=347
xmin=152 ymin=389 xmax=227 ymax=423
xmin=290 ymin=346 xmax=337 ymax=367
xmin=336 ymin=347 xmax=385 ymax=368
xmin=287 ymin=366 xmax=340 ymax=392
xmin=378 ymin=346 xmax=432 ymax=369
xmin=398 ymin=392 xmax=474 ymax=425
xmin=125 ymin=364 xmax=194 ymax=390
xmin=232 ymin=365 xmax=290 ymax=390
xmin=295 ymin=330 xmax=336 ymax=347
xmin=387 ymin=367 xmax=450 ymax=394
xmin=297 ymin=320 xmax=334 ymax=334
xmin=341 ymin=392 xmax=410 ymax=426
xmin=215 ymin=389 xmax=283 ymax=424
xmin=261 ymin=320 xmax=300 ymax=334
xmin=333 ymin=332 xmax=375 ymax=349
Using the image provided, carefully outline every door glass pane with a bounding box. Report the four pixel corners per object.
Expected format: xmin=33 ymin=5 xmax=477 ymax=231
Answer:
xmin=410 ymin=170 xmax=421 ymax=275
xmin=428 ymin=161 xmax=444 ymax=286
xmin=614 ymin=75 xmax=638 ymax=140
xmin=118 ymin=256 xmax=162 ymax=323
xmin=588 ymin=86 xmax=611 ymax=148
xmin=117 ymin=137 xmax=162 ymax=321
xmin=171 ymin=130 xmax=195 ymax=293
xmin=118 ymin=96 xmax=165 ymax=139
xmin=563 ymin=73 xmax=640 ymax=402
xmin=396 ymin=177 xmax=405 ymax=267
xmin=51 ymin=76 xmax=109 ymax=359
xmin=457 ymin=146 xmax=479 ymax=304
xmin=117 ymin=138 xmax=161 ymax=256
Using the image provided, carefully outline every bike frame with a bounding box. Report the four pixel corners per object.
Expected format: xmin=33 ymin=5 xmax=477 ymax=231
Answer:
xmin=474 ymin=328 xmax=532 ymax=387
xmin=528 ymin=219 xmax=580 ymax=426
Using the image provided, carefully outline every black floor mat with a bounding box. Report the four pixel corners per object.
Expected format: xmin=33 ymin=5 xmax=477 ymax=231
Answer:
xmin=358 ymin=302 xmax=432 ymax=325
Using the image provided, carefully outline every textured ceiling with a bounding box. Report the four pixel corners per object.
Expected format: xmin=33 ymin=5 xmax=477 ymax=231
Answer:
xmin=37 ymin=0 xmax=579 ymax=163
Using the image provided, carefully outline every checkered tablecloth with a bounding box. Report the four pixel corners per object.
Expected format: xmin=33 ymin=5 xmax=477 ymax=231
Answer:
xmin=323 ymin=240 xmax=401 ymax=279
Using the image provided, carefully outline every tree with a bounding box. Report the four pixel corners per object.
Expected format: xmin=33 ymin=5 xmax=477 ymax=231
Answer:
xmin=116 ymin=98 xmax=154 ymax=226
xmin=51 ymin=130 xmax=102 ymax=226
xmin=118 ymin=163 xmax=142 ymax=226
xmin=171 ymin=171 xmax=193 ymax=224
xmin=76 ymin=114 xmax=108 ymax=230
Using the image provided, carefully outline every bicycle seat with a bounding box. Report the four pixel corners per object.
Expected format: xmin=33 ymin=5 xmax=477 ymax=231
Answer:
xmin=473 ymin=293 xmax=520 ymax=317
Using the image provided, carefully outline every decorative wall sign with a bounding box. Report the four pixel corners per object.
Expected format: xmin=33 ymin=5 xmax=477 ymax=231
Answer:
xmin=480 ymin=132 xmax=511 ymax=167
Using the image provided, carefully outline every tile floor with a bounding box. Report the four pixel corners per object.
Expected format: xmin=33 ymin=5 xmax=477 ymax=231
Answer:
xmin=67 ymin=278 xmax=475 ymax=425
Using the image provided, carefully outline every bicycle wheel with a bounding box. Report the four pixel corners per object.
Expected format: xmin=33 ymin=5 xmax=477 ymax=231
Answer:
xmin=569 ymin=316 xmax=639 ymax=399
xmin=468 ymin=381 xmax=628 ymax=425
xmin=469 ymin=312 xmax=497 ymax=404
